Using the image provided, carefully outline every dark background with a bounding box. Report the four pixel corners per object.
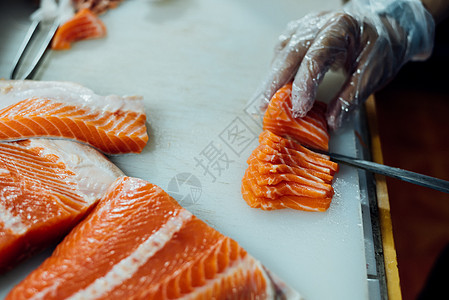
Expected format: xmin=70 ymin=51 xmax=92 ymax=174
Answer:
xmin=375 ymin=17 xmax=449 ymax=300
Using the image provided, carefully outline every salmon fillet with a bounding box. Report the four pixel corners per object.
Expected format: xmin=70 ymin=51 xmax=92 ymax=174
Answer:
xmin=52 ymin=8 xmax=107 ymax=50
xmin=241 ymin=130 xmax=337 ymax=212
xmin=0 ymin=80 xmax=148 ymax=155
xmin=7 ymin=176 xmax=300 ymax=299
xmin=0 ymin=139 xmax=123 ymax=272
xmin=241 ymin=177 xmax=332 ymax=211
xmin=259 ymin=130 xmax=337 ymax=173
xmin=253 ymin=145 xmax=334 ymax=176
xmin=247 ymin=156 xmax=334 ymax=184
xmin=263 ymin=83 xmax=329 ymax=151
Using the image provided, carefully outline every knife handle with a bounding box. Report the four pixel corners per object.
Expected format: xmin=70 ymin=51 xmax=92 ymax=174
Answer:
xmin=329 ymin=153 xmax=449 ymax=194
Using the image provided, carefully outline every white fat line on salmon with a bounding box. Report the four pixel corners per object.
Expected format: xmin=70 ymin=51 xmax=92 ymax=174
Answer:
xmin=181 ymin=255 xmax=275 ymax=300
xmin=0 ymin=164 xmax=86 ymax=214
xmin=64 ymin=209 xmax=193 ymax=300
xmin=288 ymin=201 xmax=320 ymax=212
xmin=0 ymin=199 xmax=27 ymax=235
xmin=0 ymin=81 xmax=145 ymax=114
xmin=0 ymin=156 xmax=29 ymax=235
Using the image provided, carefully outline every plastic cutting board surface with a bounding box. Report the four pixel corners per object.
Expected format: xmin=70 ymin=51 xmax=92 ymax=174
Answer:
xmin=0 ymin=1 xmax=369 ymax=299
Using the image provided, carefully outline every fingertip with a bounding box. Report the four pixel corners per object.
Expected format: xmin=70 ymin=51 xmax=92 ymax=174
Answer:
xmin=246 ymin=88 xmax=270 ymax=117
xmin=326 ymin=96 xmax=350 ymax=131
xmin=326 ymin=111 xmax=340 ymax=131
xmin=291 ymin=82 xmax=314 ymax=118
xmin=292 ymin=109 xmax=307 ymax=119
xmin=259 ymin=93 xmax=272 ymax=111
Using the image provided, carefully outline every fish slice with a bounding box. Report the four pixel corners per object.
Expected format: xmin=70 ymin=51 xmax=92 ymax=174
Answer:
xmin=317 ymin=150 xmax=449 ymax=194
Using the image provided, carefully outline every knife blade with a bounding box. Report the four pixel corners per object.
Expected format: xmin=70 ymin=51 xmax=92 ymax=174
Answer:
xmin=326 ymin=151 xmax=449 ymax=194
xmin=10 ymin=19 xmax=59 ymax=80
xmin=10 ymin=0 xmax=62 ymax=80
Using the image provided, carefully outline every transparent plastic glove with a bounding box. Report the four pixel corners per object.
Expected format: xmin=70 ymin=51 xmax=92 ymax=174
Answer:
xmin=253 ymin=0 xmax=435 ymax=130
xmin=31 ymin=0 xmax=74 ymax=23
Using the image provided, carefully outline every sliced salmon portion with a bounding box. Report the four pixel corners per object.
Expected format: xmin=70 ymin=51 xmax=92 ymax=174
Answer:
xmin=52 ymin=8 xmax=106 ymax=50
xmin=247 ymin=156 xmax=334 ymax=184
xmin=259 ymin=130 xmax=338 ymax=173
xmin=246 ymin=162 xmax=333 ymax=193
xmin=243 ymin=173 xmax=332 ymax=199
xmin=241 ymin=130 xmax=337 ymax=212
xmin=0 ymin=80 xmax=148 ymax=155
xmin=253 ymin=145 xmax=334 ymax=176
xmin=0 ymin=139 xmax=123 ymax=273
xmin=241 ymin=177 xmax=331 ymax=212
xmin=241 ymin=81 xmax=338 ymax=212
xmin=7 ymin=176 xmax=300 ymax=299
xmin=263 ymin=83 xmax=329 ymax=151
xmin=257 ymin=143 xmax=338 ymax=175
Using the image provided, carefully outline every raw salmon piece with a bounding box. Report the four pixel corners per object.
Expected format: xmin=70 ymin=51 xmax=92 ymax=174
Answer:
xmin=259 ymin=143 xmax=337 ymax=175
xmin=253 ymin=145 xmax=333 ymax=176
xmin=246 ymin=161 xmax=334 ymax=193
xmin=243 ymin=146 xmax=335 ymax=211
xmin=52 ymin=8 xmax=106 ymax=50
xmin=0 ymin=80 xmax=148 ymax=155
xmin=255 ymin=131 xmax=338 ymax=178
xmin=259 ymin=130 xmax=339 ymax=173
xmin=242 ymin=84 xmax=337 ymax=211
xmin=0 ymin=139 xmax=123 ymax=272
xmin=260 ymin=134 xmax=338 ymax=174
xmin=263 ymin=83 xmax=329 ymax=151
xmin=242 ymin=172 xmax=332 ymax=200
xmin=247 ymin=155 xmax=334 ymax=184
xmin=7 ymin=177 xmax=300 ymax=300
xmin=241 ymin=176 xmax=331 ymax=212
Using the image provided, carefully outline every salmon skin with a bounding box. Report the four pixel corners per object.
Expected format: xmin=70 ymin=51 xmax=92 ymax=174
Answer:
xmin=7 ymin=176 xmax=301 ymax=300
xmin=263 ymin=83 xmax=329 ymax=151
xmin=0 ymin=80 xmax=148 ymax=155
xmin=52 ymin=8 xmax=107 ymax=50
xmin=0 ymin=139 xmax=123 ymax=273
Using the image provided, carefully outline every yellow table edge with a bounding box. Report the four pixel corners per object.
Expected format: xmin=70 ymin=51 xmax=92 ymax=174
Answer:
xmin=365 ymin=96 xmax=402 ymax=300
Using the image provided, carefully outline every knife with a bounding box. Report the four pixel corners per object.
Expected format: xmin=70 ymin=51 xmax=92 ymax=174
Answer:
xmin=10 ymin=2 xmax=61 ymax=80
xmin=325 ymin=151 xmax=449 ymax=194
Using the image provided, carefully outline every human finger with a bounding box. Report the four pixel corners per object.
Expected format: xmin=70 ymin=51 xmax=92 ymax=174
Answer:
xmin=252 ymin=36 xmax=310 ymax=111
xmin=291 ymin=13 xmax=359 ymax=118
xmin=325 ymin=29 xmax=391 ymax=130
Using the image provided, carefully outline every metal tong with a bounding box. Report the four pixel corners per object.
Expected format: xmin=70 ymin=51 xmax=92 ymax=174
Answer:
xmin=10 ymin=9 xmax=60 ymax=80
xmin=325 ymin=151 xmax=449 ymax=194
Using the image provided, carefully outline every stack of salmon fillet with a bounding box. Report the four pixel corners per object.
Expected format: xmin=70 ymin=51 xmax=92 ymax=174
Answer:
xmin=242 ymin=83 xmax=339 ymax=212
xmin=0 ymin=80 xmax=299 ymax=299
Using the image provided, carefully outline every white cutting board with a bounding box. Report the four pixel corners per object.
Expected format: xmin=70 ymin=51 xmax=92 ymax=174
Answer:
xmin=0 ymin=0 xmax=369 ymax=299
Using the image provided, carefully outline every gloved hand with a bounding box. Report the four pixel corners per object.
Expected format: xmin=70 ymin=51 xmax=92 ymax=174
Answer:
xmin=252 ymin=0 xmax=435 ymax=130
xmin=31 ymin=0 xmax=74 ymax=23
